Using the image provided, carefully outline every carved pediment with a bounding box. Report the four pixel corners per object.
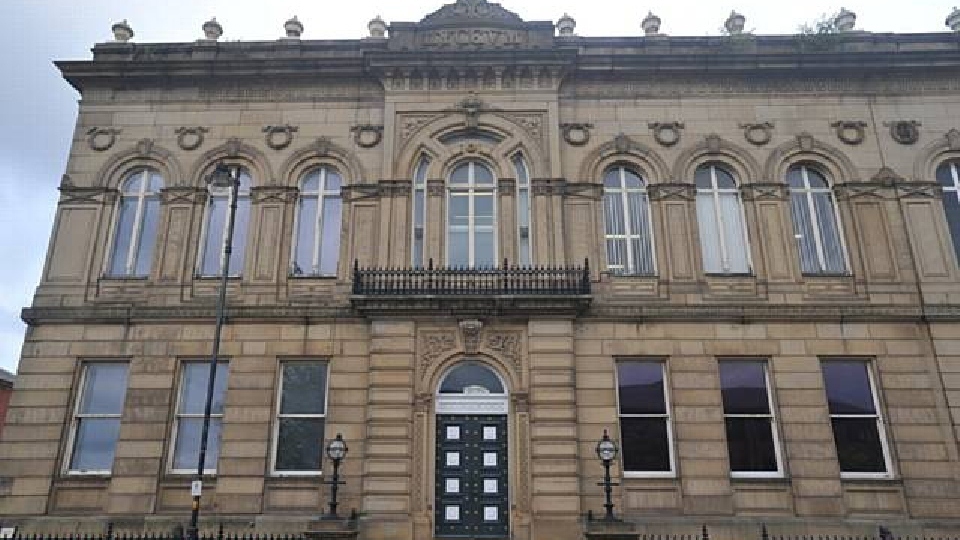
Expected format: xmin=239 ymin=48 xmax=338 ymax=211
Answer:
xmin=420 ymin=0 xmax=524 ymax=26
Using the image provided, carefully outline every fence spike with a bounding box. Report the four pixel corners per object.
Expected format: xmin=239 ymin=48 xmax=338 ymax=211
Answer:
xmin=702 ymin=525 xmax=709 ymax=540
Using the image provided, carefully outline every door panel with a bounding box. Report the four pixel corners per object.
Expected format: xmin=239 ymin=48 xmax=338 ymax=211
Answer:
xmin=435 ymin=414 xmax=508 ymax=538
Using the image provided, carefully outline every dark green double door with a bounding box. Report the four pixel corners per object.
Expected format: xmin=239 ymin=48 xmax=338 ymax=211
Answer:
xmin=435 ymin=414 xmax=509 ymax=538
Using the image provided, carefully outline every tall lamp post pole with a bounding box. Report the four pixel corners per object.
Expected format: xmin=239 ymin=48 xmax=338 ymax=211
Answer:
xmin=323 ymin=434 xmax=349 ymax=519
xmin=595 ymin=429 xmax=620 ymax=522
xmin=188 ymin=164 xmax=240 ymax=540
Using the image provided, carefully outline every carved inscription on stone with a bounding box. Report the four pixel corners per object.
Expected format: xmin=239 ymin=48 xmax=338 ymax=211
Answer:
xmin=420 ymin=28 xmax=527 ymax=48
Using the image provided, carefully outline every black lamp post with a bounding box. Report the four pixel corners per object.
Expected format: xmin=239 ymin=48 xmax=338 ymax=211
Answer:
xmin=188 ymin=163 xmax=241 ymax=540
xmin=595 ymin=429 xmax=620 ymax=521
xmin=323 ymin=433 xmax=349 ymax=519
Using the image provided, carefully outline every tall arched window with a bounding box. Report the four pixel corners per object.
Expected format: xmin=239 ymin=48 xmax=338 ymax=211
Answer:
xmin=513 ymin=153 xmax=532 ymax=266
xmin=198 ymin=166 xmax=251 ymax=276
xmin=695 ymin=164 xmax=751 ymax=274
xmin=447 ymin=161 xmax=496 ymax=268
xmin=603 ymin=165 xmax=655 ymax=275
xmin=936 ymin=159 xmax=960 ymax=264
xmin=787 ymin=164 xmax=848 ymax=274
xmin=107 ymin=168 xmax=163 ymax=277
xmin=411 ymin=156 xmax=431 ymax=267
xmin=292 ymin=166 xmax=343 ymax=276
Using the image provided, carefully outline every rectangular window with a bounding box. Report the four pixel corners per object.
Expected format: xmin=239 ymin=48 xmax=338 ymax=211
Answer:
xmin=719 ymin=360 xmax=782 ymax=477
xmin=67 ymin=362 xmax=130 ymax=474
xmin=820 ymin=359 xmax=891 ymax=477
xmin=616 ymin=360 xmax=673 ymax=475
xmin=273 ymin=361 xmax=328 ymax=474
xmin=170 ymin=361 xmax=229 ymax=473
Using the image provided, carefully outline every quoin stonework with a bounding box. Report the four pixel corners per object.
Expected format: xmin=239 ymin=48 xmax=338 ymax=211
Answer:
xmin=3 ymin=2 xmax=960 ymax=540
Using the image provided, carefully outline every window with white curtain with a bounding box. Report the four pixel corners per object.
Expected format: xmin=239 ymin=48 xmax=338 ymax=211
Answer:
xmin=603 ymin=165 xmax=655 ymax=275
xmin=513 ymin=154 xmax=532 ymax=266
xmin=787 ymin=164 xmax=848 ymax=274
xmin=936 ymin=160 xmax=960 ymax=265
xmin=292 ymin=166 xmax=343 ymax=277
xmin=695 ymin=164 xmax=751 ymax=274
xmin=411 ymin=156 xmax=431 ymax=267
xmin=198 ymin=166 xmax=251 ymax=276
xmin=107 ymin=169 xmax=163 ymax=277
xmin=447 ymin=161 xmax=497 ymax=268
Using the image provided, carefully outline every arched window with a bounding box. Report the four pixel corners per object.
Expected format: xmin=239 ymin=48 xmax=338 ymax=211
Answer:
xmin=513 ymin=153 xmax=532 ymax=266
xmin=411 ymin=156 xmax=431 ymax=267
xmin=107 ymin=168 xmax=163 ymax=277
xmin=447 ymin=161 xmax=496 ymax=267
xmin=439 ymin=362 xmax=505 ymax=394
xmin=787 ymin=164 xmax=848 ymax=274
xmin=603 ymin=165 xmax=655 ymax=275
xmin=695 ymin=164 xmax=751 ymax=274
xmin=936 ymin=159 xmax=960 ymax=264
xmin=198 ymin=166 xmax=251 ymax=276
xmin=292 ymin=166 xmax=343 ymax=276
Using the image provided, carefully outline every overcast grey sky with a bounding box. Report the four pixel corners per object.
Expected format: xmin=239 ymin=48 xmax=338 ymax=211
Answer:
xmin=0 ymin=0 xmax=956 ymax=373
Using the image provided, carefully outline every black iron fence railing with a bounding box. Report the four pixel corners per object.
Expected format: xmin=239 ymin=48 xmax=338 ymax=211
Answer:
xmin=351 ymin=259 xmax=591 ymax=296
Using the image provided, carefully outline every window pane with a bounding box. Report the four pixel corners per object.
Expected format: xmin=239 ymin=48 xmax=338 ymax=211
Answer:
xmin=513 ymin=155 xmax=529 ymax=186
xmin=108 ymin=198 xmax=138 ymax=276
xmin=294 ymin=196 xmax=318 ymax=274
xmin=228 ymin=197 xmax=250 ymax=275
xmin=936 ymin=162 xmax=957 ymax=188
xmin=301 ymin=171 xmax=320 ymax=192
xmin=604 ymin=192 xmax=624 ymax=235
xmin=786 ymin=166 xmax=805 ymax=188
xmin=449 ymin=196 xmax=469 ymax=228
xmin=517 ymin=191 xmax=530 ymax=226
xmin=449 ymin=231 xmax=469 ymax=266
xmin=475 ymin=231 xmax=495 ymax=267
xmin=325 ymin=170 xmax=342 ymax=191
xmin=617 ymin=362 xmax=665 ymax=415
xmin=790 ymin=193 xmax=819 ymax=273
xmin=201 ymin=197 xmax=227 ymax=275
xmin=831 ymin=418 xmax=886 ymax=473
xmin=414 ymin=192 xmax=425 ymax=227
xmin=714 ymin=167 xmax=736 ymax=189
xmin=821 ymin=361 xmax=876 ymax=414
xmin=80 ymin=364 xmax=129 ymax=414
xmin=473 ymin=163 xmax=494 ymax=185
xmin=696 ymin=193 xmax=722 ymax=273
xmin=719 ymin=193 xmax=750 ymax=273
xmin=942 ymin=192 xmax=960 ymax=264
xmin=806 ymin=168 xmax=828 ymax=188
xmin=440 ymin=362 xmax=504 ymax=394
xmin=620 ymin=417 xmax=670 ymax=472
xmin=719 ymin=362 xmax=769 ymax=414
xmin=606 ymin=239 xmax=625 ymax=272
xmin=181 ymin=363 xmax=229 ymax=415
xmin=813 ymin=192 xmax=846 ymax=272
xmin=280 ymin=363 xmax=327 ymax=414
xmin=276 ymin=418 xmax=324 ymax=471
xmin=70 ymin=418 xmax=121 ymax=471
xmin=173 ymin=417 xmax=223 ymax=471
xmin=451 ymin=164 xmax=470 ymax=184
xmin=694 ymin=166 xmax=713 ymax=189
xmin=603 ymin=168 xmax=621 ymax=188
xmin=475 ymin=195 xmax=494 ymax=226
xmin=622 ymin=169 xmax=643 ymax=189
xmin=725 ymin=417 xmax=778 ymax=472
xmin=122 ymin=172 xmax=145 ymax=194
xmin=148 ymin=171 xmax=164 ymax=192
xmin=134 ymin=196 xmax=160 ymax=276
xmin=319 ymin=196 xmax=342 ymax=276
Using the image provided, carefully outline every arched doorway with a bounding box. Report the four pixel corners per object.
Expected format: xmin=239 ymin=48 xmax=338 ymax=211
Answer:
xmin=435 ymin=361 xmax=509 ymax=538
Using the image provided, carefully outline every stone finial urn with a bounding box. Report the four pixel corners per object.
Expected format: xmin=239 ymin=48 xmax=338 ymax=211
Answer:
xmin=368 ymin=16 xmax=387 ymax=38
xmin=835 ymin=7 xmax=856 ymax=31
xmin=284 ymin=16 xmax=303 ymax=38
xmin=202 ymin=17 xmax=223 ymax=40
xmin=111 ymin=19 xmax=134 ymax=42
xmin=725 ymin=11 xmax=746 ymax=34
xmin=947 ymin=7 xmax=960 ymax=32
xmin=642 ymin=11 xmax=661 ymax=36
xmin=557 ymin=13 xmax=576 ymax=36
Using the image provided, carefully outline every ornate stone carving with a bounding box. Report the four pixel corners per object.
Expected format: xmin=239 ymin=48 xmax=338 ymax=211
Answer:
xmin=224 ymin=137 xmax=243 ymax=157
xmin=484 ymin=331 xmax=522 ymax=371
xmin=501 ymin=113 xmax=543 ymax=141
xmin=420 ymin=0 xmax=524 ymax=25
xmin=400 ymin=114 xmax=439 ymax=142
xmin=648 ymin=183 xmax=695 ymax=201
xmin=648 ymin=121 xmax=684 ymax=146
xmin=251 ymin=186 xmax=298 ymax=204
xmin=420 ymin=331 xmax=457 ymax=372
xmin=833 ymin=182 xmax=893 ymax=201
xmin=896 ymin=181 xmax=941 ymax=199
xmin=263 ymin=125 xmax=298 ymax=150
xmin=459 ymin=319 xmax=483 ymax=353
xmin=885 ymin=120 xmax=921 ymax=145
xmin=830 ymin=120 xmax=868 ymax=145
xmin=160 ymin=186 xmax=206 ymax=205
xmin=175 ymin=126 xmax=208 ymax=151
xmin=560 ymin=123 xmax=593 ymax=146
xmin=351 ymin=124 xmax=384 ymax=148
xmin=59 ymin=187 xmax=115 ymax=205
xmin=427 ymin=179 xmax=445 ymax=197
xmin=739 ymin=122 xmax=774 ymax=146
xmin=947 ymin=128 xmax=960 ymax=150
xmin=87 ymin=127 xmax=120 ymax=151
xmin=870 ymin=166 xmax=904 ymax=183
xmin=135 ymin=138 xmax=154 ymax=156
xmin=740 ymin=183 xmax=787 ymax=201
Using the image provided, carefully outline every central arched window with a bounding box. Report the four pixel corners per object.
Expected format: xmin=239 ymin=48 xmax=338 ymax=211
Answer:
xmin=107 ymin=168 xmax=163 ymax=277
xmin=198 ymin=166 xmax=251 ymax=276
xmin=603 ymin=165 xmax=655 ymax=275
xmin=695 ymin=164 xmax=751 ymax=274
xmin=292 ymin=166 xmax=343 ymax=277
xmin=787 ymin=164 xmax=848 ymax=274
xmin=447 ymin=161 xmax=496 ymax=267
xmin=936 ymin=159 xmax=960 ymax=265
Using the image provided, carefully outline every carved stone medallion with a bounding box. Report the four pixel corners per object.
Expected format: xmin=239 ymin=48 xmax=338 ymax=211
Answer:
xmin=739 ymin=122 xmax=774 ymax=146
xmin=648 ymin=122 xmax=684 ymax=147
xmin=176 ymin=126 xmax=208 ymax=151
xmin=560 ymin=123 xmax=593 ymax=146
xmin=830 ymin=121 xmax=867 ymax=145
xmin=352 ymin=124 xmax=384 ymax=148
xmin=263 ymin=125 xmax=298 ymax=150
xmin=885 ymin=120 xmax=921 ymax=145
xmin=87 ymin=127 xmax=120 ymax=151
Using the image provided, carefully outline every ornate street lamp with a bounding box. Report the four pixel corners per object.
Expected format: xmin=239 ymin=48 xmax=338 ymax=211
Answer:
xmin=324 ymin=434 xmax=349 ymax=519
xmin=595 ymin=429 xmax=620 ymax=522
xmin=188 ymin=163 xmax=241 ymax=540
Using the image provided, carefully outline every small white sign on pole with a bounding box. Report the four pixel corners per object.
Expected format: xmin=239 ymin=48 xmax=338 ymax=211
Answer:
xmin=191 ymin=480 xmax=203 ymax=497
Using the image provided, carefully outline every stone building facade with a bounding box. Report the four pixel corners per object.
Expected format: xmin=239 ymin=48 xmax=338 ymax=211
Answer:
xmin=2 ymin=1 xmax=960 ymax=539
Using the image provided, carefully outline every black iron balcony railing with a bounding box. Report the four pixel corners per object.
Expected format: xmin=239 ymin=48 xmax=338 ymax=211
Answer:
xmin=352 ymin=259 xmax=591 ymax=296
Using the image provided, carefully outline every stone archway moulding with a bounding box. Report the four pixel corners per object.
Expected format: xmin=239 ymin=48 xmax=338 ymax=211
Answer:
xmin=95 ymin=140 xmax=184 ymax=188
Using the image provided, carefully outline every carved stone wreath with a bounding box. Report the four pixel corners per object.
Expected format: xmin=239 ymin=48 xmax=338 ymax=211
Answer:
xmin=885 ymin=120 xmax=921 ymax=145
xmin=175 ymin=126 xmax=208 ymax=151
xmin=648 ymin=122 xmax=684 ymax=147
xmin=830 ymin=121 xmax=868 ymax=145
xmin=87 ymin=127 xmax=121 ymax=151
xmin=263 ymin=125 xmax=298 ymax=150
xmin=739 ymin=122 xmax=774 ymax=146
xmin=352 ymin=124 xmax=384 ymax=148
xmin=560 ymin=123 xmax=593 ymax=146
